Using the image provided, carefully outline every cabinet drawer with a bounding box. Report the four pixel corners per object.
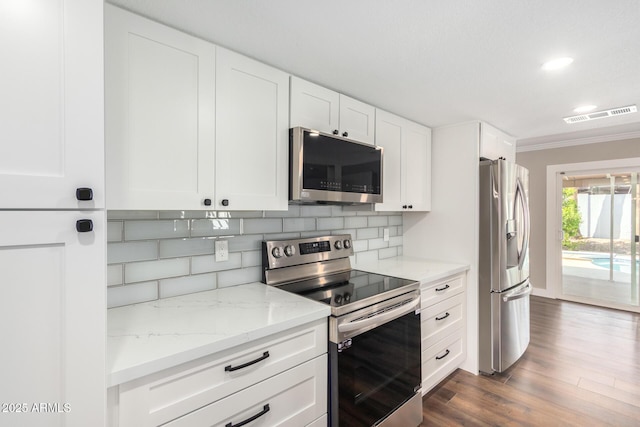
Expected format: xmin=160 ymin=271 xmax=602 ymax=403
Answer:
xmin=118 ymin=319 xmax=327 ymax=427
xmin=166 ymin=355 xmax=327 ymax=427
xmin=307 ymin=414 xmax=328 ymax=427
xmin=421 ymin=274 xmax=464 ymax=308
xmin=421 ymin=293 xmax=464 ymax=350
xmin=422 ymin=330 xmax=465 ymax=394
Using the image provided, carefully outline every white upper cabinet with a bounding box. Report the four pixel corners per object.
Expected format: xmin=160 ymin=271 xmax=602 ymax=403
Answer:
xmin=290 ymin=77 xmax=376 ymax=144
xmin=0 ymin=0 xmax=104 ymax=209
xmin=479 ymin=122 xmax=515 ymax=162
xmin=105 ymin=5 xmax=216 ymax=210
xmin=375 ymin=110 xmax=432 ymax=212
xmin=215 ymin=48 xmax=290 ymax=211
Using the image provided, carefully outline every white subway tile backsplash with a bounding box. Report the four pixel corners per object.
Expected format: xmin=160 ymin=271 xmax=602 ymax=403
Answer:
xmin=217 ymin=266 xmax=261 ymax=288
xmin=379 ymin=247 xmax=398 ymax=259
xmin=125 ymin=258 xmax=189 ymax=283
xmin=352 ymin=240 xmax=368 ymax=253
xmin=107 ymin=264 xmax=123 ymax=286
xmin=389 ymin=236 xmax=403 ymax=247
xmin=283 ymin=217 xmax=316 ymax=232
xmin=108 ymin=241 xmax=158 ymax=264
xmin=191 ymin=218 xmax=241 ymax=237
xmin=242 ymin=250 xmax=261 ymax=268
xmin=300 ymin=205 xmax=333 ymax=217
xmin=106 ymin=206 xmax=403 ymax=307
xmin=125 ymin=220 xmax=189 ymax=241
xmin=227 ymin=235 xmax=264 ymax=252
xmin=368 ymin=216 xmax=389 ymax=227
xmin=317 ymin=217 xmax=344 ymax=230
xmin=107 ymin=281 xmax=158 ymax=308
xmin=357 ymin=227 xmax=379 ymax=240
xmin=368 ymin=238 xmax=388 ymax=250
xmin=159 ymin=237 xmax=215 ymax=259
xmin=191 ymin=253 xmax=242 ymax=274
xmin=159 ymin=273 xmax=217 ymax=298
xmin=107 ymin=221 xmax=123 ymax=242
xmin=344 ymin=216 xmax=368 ymax=229
xmin=389 ymin=215 xmax=402 ymax=226
xmin=108 ymin=210 xmax=158 ymax=220
xmin=242 ymin=218 xmax=283 ymax=234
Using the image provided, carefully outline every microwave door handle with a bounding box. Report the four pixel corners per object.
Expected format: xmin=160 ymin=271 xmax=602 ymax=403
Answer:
xmin=337 ymin=295 xmax=420 ymax=333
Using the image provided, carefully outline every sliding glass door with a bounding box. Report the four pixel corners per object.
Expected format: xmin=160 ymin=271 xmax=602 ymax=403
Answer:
xmin=559 ymin=170 xmax=639 ymax=308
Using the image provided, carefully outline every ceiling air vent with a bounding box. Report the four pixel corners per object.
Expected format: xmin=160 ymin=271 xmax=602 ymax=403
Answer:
xmin=563 ymin=105 xmax=637 ymax=124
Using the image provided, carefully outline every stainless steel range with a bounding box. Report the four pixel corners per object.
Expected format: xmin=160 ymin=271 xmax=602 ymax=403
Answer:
xmin=262 ymin=235 xmax=422 ymax=427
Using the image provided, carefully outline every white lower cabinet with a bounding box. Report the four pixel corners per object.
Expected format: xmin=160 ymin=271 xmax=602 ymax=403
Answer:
xmin=420 ymin=273 xmax=467 ymax=394
xmin=109 ymin=320 xmax=328 ymax=426
xmin=0 ymin=211 xmax=105 ymax=427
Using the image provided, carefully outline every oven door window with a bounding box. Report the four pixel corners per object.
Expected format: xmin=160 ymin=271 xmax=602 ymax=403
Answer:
xmin=333 ymin=311 xmax=421 ymax=426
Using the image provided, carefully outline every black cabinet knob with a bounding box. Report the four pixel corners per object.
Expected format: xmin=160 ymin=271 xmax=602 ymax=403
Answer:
xmin=76 ymin=219 xmax=93 ymax=233
xmin=221 ymin=199 xmax=229 ymax=207
xmin=332 ymin=129 xmax=339 ymax=135
xmin=204 ymin=198 xmax=212 ymax=206
xmin=76 ymin=187 xmax=93 ymax=201
xmin=342 ymin=131 xmax=349 ymax=137
xmin=408 ymin=205 xmax=413 ymax=209
xmin=402 ymin=205 xmax=407 ymax=209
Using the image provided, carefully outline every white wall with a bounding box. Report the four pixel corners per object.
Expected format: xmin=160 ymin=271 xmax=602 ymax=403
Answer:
xmin=403 ymin=121 xmax=480 ymax=374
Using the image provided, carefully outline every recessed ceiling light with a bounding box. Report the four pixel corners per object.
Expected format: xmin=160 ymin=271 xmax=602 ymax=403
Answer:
xmin=542 ymin=57 xmax=574 ymax=71
xmin=573 ymin=105 xmax=597 ymax=113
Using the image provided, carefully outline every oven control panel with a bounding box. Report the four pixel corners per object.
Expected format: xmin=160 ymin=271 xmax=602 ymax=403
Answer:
xmin=262 ymin=234 xmax=353 ymax=270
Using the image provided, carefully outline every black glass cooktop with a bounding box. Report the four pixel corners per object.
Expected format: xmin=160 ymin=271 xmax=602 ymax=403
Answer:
xmin=276 ymin=269 xmax=419 ymax=316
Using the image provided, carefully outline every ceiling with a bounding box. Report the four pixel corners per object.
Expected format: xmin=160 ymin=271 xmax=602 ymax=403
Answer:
xmin=108 ymin=0 xmax=640 ymax=150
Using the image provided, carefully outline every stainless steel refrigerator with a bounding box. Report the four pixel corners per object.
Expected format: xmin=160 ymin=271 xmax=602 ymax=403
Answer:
xmin=479 ymin=158 xmax=532 ymax=374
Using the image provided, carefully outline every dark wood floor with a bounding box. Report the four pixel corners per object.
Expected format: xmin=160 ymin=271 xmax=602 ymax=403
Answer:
xmin=421 ymin=296 xmax=640 ymax=426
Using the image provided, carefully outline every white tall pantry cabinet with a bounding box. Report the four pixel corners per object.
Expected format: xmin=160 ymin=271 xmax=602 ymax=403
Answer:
xmin=0 ymin=1 xmax=105 ymax=426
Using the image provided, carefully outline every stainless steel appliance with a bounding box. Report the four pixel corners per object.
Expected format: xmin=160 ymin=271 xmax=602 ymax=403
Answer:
xmin=289 ymin=127 xmax=383 ymax=204
xmin=262 ymin=235 xmax=422 ymax=427
xmin=479 ymin=158 xmax=532 ymax=374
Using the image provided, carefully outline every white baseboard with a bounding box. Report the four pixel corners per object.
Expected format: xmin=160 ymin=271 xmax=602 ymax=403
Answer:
xmin=531 ymin=287 xmax=555 ymax=298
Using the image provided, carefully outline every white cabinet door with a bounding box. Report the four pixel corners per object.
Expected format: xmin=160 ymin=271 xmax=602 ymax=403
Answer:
xmin=0 ymin=210 xmax=105 ymax=427
xmin=290 ymin=77 xmax=375 ymax=144
xmin=0 ymin=0 xmax=104 ymax=209
xmin=105 ymin=5 xmax=215 ymax=210
xmin=338 ymin=94 xmax=376 ymax=145
xmin=290 ymin=76 xmax=340 ymax=134
xmin=216 ymin=48 xmax=289 ymax=211
xmin=404 ymin=121 xmax=432 ymax=211
xmin=375 ymin=110 xmax=431 ymax=212
xmin=480 ymin=122 xmax=515 ymax=162
xmin=375 ymin=110 xmax=404 ymax=211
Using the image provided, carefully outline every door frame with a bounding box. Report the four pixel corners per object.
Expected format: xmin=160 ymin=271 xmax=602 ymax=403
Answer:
xmin=546 ymin=157 xmax=640 ymax=312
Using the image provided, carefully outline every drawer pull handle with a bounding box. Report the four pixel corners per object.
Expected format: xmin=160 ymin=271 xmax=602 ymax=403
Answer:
xmin=225 ymin=404 xmax=270 ymax=427
xmin=435 ymin=312 xmax=450 ymax=321
xmin=435 ymin=284 xmax=450 ymax=292
xmin=225 ymin=351 xmax=270 ymax=372
xmin=435 ymin=349 xmax=450 ymax=360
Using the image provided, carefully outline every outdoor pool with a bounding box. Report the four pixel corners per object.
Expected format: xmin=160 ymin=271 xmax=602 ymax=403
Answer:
xmin=591 ymin=258 xmax=640 ymax=273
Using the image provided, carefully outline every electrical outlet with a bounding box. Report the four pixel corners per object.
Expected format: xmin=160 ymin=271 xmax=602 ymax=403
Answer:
xmin=383 ymin=228 xmax=389 ymax=242
xmin=215 ymin=240 xmax=229 ymax=262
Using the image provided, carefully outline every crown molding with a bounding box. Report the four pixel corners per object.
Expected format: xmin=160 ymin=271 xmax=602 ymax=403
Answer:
xmin=516 ymin=130 xmax=640 ymax=153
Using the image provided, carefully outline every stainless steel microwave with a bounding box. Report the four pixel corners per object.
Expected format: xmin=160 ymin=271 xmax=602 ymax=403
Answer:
xmin=289 ymin=127 xmax=383 ymax=204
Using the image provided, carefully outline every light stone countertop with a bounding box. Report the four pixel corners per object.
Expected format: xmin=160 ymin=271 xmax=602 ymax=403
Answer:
xmin=353 ymin=255 xmax=470 ymax=284
xmin=107 ymin=256 xmax=467 ymax=388
xmin=107 ymin=282 xmax=330 ymax=387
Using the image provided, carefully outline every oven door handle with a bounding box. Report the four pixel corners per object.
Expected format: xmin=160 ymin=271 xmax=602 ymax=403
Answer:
xmin=337 ymin=295 xmax=420 ymax=333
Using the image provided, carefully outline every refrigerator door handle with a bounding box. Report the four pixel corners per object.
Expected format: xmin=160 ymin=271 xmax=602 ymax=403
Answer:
xmin=502 ymin=281 xmax=532 ymax=302
xmin=516 ymin=177 xmax=530 ymax=270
